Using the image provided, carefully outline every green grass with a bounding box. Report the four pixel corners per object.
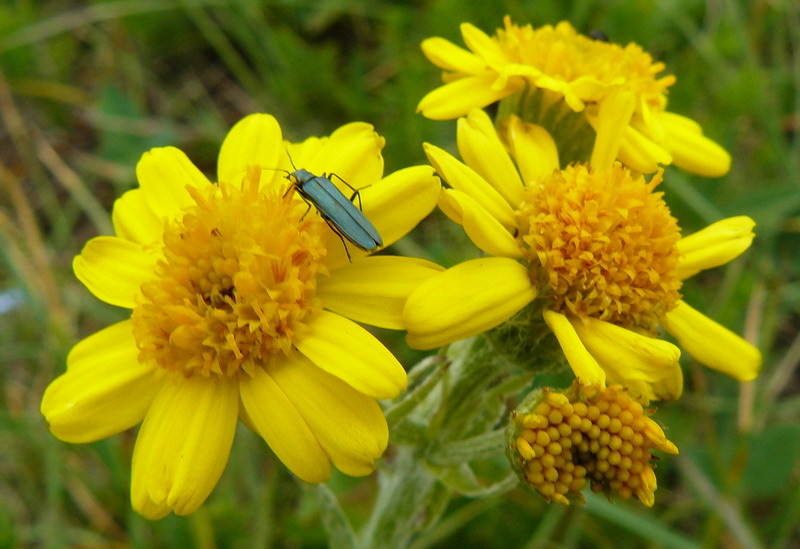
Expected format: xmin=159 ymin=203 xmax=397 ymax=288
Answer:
xmin=1 ymin=0 xmax=798 ymax=547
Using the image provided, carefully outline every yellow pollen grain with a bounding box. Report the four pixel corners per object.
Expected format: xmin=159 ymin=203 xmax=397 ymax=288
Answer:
xmin=536 ymin=431 xmax=551 ymax=447
xmin=521 ymin=430 xmax=537 ymax=444
xmin=536 ymin=403 xmax=552 ymax=416
xmin=131 ymin=169 xmax=327 ymax=379
xmin=552 ymin=493 xmax=569 ymax=505
xmin=527 ymin=460 xmax=543 ymax=473
xmin=516 ymin=164 xmax=682 ymax=330
xmin=516 ymin=438 xmax=536 ymax=460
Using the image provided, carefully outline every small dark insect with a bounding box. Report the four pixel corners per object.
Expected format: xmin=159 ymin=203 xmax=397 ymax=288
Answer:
xmin=277 ymin=152 xmax=383 ymax=261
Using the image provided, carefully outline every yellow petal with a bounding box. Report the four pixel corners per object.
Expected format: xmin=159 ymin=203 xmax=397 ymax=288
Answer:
xmin=73 ymin=236 xmax=154 ymax=309
xmin=66 ymin=320 xmax=135 ymax=370
xmin=457 ymin=109 xmax=524 ymax=207
xmin=319 ymin=165 xmax=441 ymax=271
xmin=41 ymin=321 xmax=160 ymax=442
xmin=505 ymin=115 xmax=559 ymax=185
xmin=637 ymin=96 xmax=665 ymax=144
xmin=294 ymin=310 xmax=407 ymax=399
xmin=567 ymin=75 xmax=606 ymax=108
xmin=676 ymin=216 xmax=755 ymax=279
xmin=404 ymin=257 xmax=536 ymax=350
xmin=131 ymin=376 xmax=238 ymax=518
xmin=240 ymin=365 xmax=331 ymax=483
xmin=112 ymin=188 xmax=163 ymax=246
xmin=590 ymin=90 xmax=635 ymax=171
xmin=270 ymin=354 xmax=389 ymax=477
xmin=642 ymin=417 xmax=670 ymax=450
xmin=569 ymin=317 xmax=683 ymax=401
xmin=424 ymin=143 xmax=516 ymax=229
xmin=362 ymin=165 xmax=441 ymax=247
xmin=298 ymin=122 xmax=385 ymax=192
xmin=460 ymin=22 xmax=510 ymax=67
xmin=542 ymin=310 xmax=606 ymax=387
xmin=438 ymin=189 xmax=522 ymax=258
xmin=217 ymin=113 xmax=284 ymax=185
xmin=617 ymin=124 xmax=672 ymax=174
xmin=136 ymin=147 xmax=209 ymax=219
xmin=662 ymin=301 xmax=761 ymax=381
xmin=417 ymin=74 xmax=520 ymax=120
xmin=661 ymin=111 xmax=731 ymax=177
xmin=421 ymin=36 xmax=486 ymax=73
xmin=318 ymin=256 xmax=444 ymax=330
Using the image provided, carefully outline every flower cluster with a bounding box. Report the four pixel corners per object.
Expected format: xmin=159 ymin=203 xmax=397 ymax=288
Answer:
xmin=404 ymin=18 xmax=761 ymax=505
xmin=508 ymin=383 xmax=678 ymax=507
xmin=41 ymin=14 xmax=761 ymax=519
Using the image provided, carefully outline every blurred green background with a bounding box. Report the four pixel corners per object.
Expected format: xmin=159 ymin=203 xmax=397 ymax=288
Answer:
xmin=1 ymin=0 xmax=798 ymax=547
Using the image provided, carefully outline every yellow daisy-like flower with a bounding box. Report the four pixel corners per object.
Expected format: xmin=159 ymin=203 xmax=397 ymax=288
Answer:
xmin=418 ymin=17 xmax=731 ymax=177
xmin=404 ymin=109 xmax=760 ymax=402
xmin=41 ymin=114 xmax=442 ymax=519
xmin=508 ymin=382 xmax=678 ymax=507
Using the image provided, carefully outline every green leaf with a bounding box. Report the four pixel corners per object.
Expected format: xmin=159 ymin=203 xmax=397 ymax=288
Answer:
xmin=360 ymin=448 xmax=448 ymax=549
xmin=427 ymin=430 xmax=506 ymax=466
xmin=385 ymin=355 xmax=447 ymax=428
xmin=314 ymin=485 xmax=360 ymax=549
xmin=741 ymin=423 xmax=800 ymax=497
xmin=389 ymin=418 xmax=429 ymax=446
xmin=584 ymin=493 xmax=702 ymax=549
xmin=426 ymin=462 xmax=518 ymax=497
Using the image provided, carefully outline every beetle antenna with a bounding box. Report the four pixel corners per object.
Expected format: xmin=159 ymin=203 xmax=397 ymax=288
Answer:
xmin=261 ymin=167 xmax=290 ymax=173
xmin=285 ymin=148 xmax=298 ymax=171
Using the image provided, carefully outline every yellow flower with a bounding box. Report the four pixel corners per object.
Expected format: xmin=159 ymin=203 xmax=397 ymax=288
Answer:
xmin=418 ymin=17 xmax=730 ymax=177
xmin=508 ymin=382 xmax=678 ymax=507
xmin=41 ymin=114 xmax=442 ymax=519
xmin=404 ymin=109 xmax=760 ymax=402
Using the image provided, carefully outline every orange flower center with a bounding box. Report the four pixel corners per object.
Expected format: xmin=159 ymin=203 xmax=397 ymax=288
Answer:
xmin=132 ymin=167 xmax=327 ymax=379
xmin=516 ymin=163 xmax=682 ymax=330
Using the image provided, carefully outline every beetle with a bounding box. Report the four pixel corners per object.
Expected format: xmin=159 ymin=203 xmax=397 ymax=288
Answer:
xmin=280 ymin=157 xmax=383 ymax=261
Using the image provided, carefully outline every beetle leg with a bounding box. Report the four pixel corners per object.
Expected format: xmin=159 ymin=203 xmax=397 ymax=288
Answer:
xmin=291 ymin=188 xmax=313 ymax=221
xmin=326 ymin=172 xmax=365 ymax=211
xmin=300 ymin=202 xmax=312 ymax=221
xmin=323 ymin=218 xmax=353 ymax=262
xmin=282 ymin=175 xmax=297 ymax=198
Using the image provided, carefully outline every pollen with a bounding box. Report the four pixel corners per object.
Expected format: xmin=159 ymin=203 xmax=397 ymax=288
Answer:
xmin=495 ymin=17 xmax=675 ymax=110
xmin=132 ymin=167 xmax=327 ymax=379
xmin=509 ymin=383 xmax=678 ymax=507
xmin=516 ymin=163 xmax=682 ymax=330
